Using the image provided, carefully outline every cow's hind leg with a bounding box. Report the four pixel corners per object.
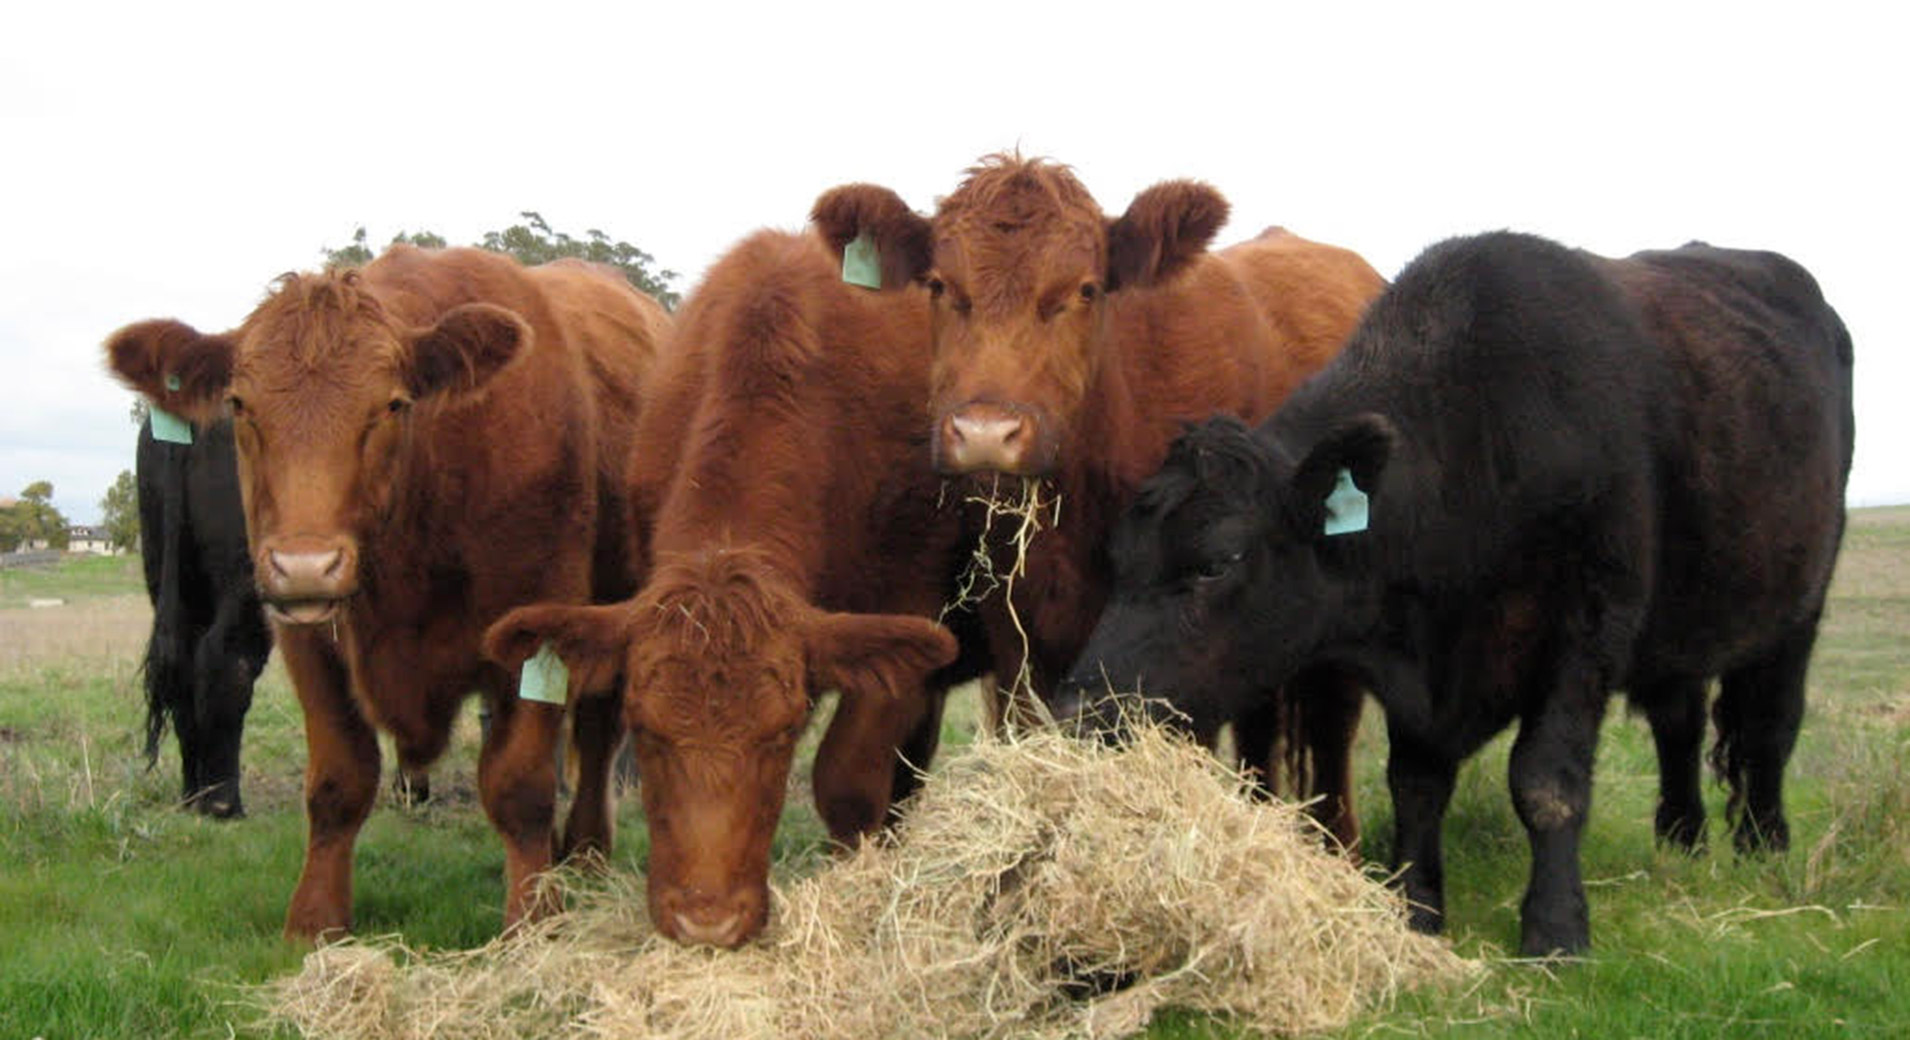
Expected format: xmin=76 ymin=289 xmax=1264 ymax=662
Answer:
xmin=187 ymin=599 xmax=266 ymax=819
xmin=281 ymin=631 xmax=379 ymax=942
xmin=1634 ymin=675 xmax=1709 ymax=850
xmin=480 ymin=694 xmax=563 ymax=930
xmin=1713 ymin=618 xmax=1817 ymax=854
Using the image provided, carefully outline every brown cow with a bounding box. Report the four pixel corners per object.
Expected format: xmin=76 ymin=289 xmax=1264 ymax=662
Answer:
xmin=487 ymin=228 xmax=982 ymax=948
xmin=104 ymin=245 xmax=669 ymax=940
xmin=812 ymin=155 xmax=1386 ymax=844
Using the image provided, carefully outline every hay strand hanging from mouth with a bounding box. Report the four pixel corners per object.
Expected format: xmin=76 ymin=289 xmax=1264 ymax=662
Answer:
xmin=943 ymin=475 xmax=1062 ymax=733
xmin=255 ymin=724 xmax=1475 ymax=1040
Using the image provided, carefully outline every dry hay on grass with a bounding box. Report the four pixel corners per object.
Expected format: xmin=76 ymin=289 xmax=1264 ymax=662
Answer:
xmin=259 ymin=725 xmax=1474 ymax=1039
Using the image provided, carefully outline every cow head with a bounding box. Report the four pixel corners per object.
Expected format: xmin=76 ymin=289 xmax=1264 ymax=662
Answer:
xmin=484 ymin=549 xmax=957 ymax=948
xmin=814 ymin=154 xmax=1229 ymax=478
xmin=1051 ymin=414 xmax=1394 ymax=737
xmin=104 ymin=270 xmax=528 ymax=625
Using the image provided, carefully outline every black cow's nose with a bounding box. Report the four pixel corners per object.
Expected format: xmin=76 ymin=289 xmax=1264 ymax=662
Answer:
xmin=1049 ymin=680 xmax=1090 ymax=727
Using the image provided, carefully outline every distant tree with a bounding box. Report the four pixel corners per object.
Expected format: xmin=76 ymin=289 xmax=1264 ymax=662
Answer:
xmin=6 ymin=481 xmax=69 ymax=550
xmin=322 ymin=226 xmax=448 ymax=270
xmin=480 ymin=211 xmax=680 ymax=308
xmin=321 ymin=213 xmax=679 ymax=309
xmin=130 ymin=397 xmax=149 ymax=426
xmin=100 ymin=470 xmax=140 ymax=553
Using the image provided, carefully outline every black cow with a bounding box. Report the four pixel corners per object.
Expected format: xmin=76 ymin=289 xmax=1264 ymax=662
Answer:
xmin=1055 ymin=232 xmax=1854 ymax=956
xmin=137 ymin=415 xmax=273 ymax=818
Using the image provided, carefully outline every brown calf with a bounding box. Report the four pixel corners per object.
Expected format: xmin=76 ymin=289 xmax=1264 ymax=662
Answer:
xmin=813 ymin=155 xmax=1386 ymax=844
xmin=488 ymin=228 xmax=981 ymax=948
xmin=104 ymin=245 xmax=669 ymax=939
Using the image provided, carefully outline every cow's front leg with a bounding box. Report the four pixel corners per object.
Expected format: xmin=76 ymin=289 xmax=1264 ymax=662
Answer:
xmin=1386 ymin=726 xmax=1457 ymax=935
xmin=560 ymin=690 xmax=623 ymax=862
xmin=480 ymin=694 xmax=563 ymax=930
xmin=280 ymin=627 xmax=378 ymax=942
xmin=813 ymin=684 xmax=918 ymax=844
xmin=1509 ymin=649 xmax=1608 ymax=957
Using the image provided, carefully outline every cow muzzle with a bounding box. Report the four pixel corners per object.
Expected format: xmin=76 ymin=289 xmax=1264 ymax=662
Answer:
xmin=260 ymin=538 xmax=359 ymax=625
xmin=934 ymin=402 xmax=1054 ymax=476
xmin=653 ymin=883 xmax=766 ymax=949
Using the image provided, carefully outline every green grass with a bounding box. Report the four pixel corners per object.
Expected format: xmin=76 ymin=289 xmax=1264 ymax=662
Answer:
xmin=2 ymin=515 xmax=1907 ymax=1037
xmin=0 ymin=552 xmax=144 ymax=606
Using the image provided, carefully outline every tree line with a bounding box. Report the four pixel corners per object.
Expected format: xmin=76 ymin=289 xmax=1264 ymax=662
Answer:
xmin=323 ymin=211 xmax=680 ymax=309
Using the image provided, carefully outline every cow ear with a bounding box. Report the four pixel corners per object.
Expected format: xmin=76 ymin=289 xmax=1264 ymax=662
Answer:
xmin=483 ymin=602 xmax=631 ymax=696
xmin=811 ymin=183 xmax=934 ymax=289
xmin=805 ymin=610 xmax=959 ymax=703
xmin=1106 ymin=180 xmax=1229 ymax=291
xmin=403 ymin=303 xmax=529 ymax=399
xmin=103 ymin=319 xmax=236 ymax=423
xmin=1291 ymin=413 xmax=1395 ymax=539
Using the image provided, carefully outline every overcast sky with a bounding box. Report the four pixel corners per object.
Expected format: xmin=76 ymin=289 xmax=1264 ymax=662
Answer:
xmin=3 ymin=2 xmax=1901 ymax=523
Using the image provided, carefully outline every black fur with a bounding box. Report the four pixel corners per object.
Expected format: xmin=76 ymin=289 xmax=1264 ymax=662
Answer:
xmin=137 ymin=416 xmax=273 ymax=818
xmin=1057 ymin=232 xmax=1854 ymax=956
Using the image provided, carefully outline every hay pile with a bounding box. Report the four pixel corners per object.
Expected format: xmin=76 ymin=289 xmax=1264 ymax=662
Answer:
xmin=259 ymin=726 xmax=1473 ymax=1039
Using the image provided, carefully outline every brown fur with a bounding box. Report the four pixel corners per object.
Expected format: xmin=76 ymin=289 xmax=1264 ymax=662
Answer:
xmin=813 ymin=155 xmax=1387 ymax=846
xmin=103 ymin=245 xmax=669 ymax=940
xmin=486 ymin=229 xmax=978 ymax=947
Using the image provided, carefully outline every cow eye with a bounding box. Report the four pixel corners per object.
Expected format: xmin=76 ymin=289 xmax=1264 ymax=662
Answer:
xmin=1196 ymin=551 xmax=1243 ymax=581
xmin=226 ymin=394 xmax=245 ymax=417
xmin=926 ymin=277 xmax=945 ymax=298
xmin=1079 ymin=282 xmax=1100 ymax=302
xmin=387 ymin=397 xmax=411 ymax=415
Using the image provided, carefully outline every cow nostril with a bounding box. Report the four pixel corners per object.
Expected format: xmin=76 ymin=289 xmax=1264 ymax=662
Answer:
xmin=672 ymin=910 xmax=747 ymax=947
xmin=319 ymin=549 xmax=343 ymax=578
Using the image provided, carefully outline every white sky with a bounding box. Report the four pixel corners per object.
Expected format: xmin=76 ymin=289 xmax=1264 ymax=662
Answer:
xmin=3 ymin=2 xmax=1902 ymax=522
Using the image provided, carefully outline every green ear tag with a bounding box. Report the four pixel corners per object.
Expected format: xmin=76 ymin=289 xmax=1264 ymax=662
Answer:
xmin=150 ymin=405 xmax=193 ymax=445
xmin=841 ymin=231 xmax=882 ymax=289
xmin=1323 ymin=468 xmax=1369 ymax=536
xmin=518 ymin=642 xmax=569 ymax=705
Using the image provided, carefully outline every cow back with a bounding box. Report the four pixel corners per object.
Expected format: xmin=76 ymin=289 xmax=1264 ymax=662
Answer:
xmin=1602 ymin=245 xmax=1855 ymax=676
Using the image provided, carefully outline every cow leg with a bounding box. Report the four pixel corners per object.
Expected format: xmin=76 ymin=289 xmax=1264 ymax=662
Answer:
xmin=1634 ymin=676 xmax=1708 ymax=850
xmin=888 ymin=683 xmax=949 ymax=820
xmin=280 ymin=630 xmax=379 ymax=942
xmin=813 ymin=689 xmax=913 ymax=843
xmin=1289 ymin=665 xmax=1364 ymax=853
xmin=1714 ymin=619 xmax=1816 ymax=854
xmin=168 ymin=627 xmax=212 ymax=809
xmin=1385 ymin=727 xmax=1457 ymax=935
xmin=1507 ymin=653 xmax=1608 ymax=958
xmin=559 ymin=692 xmax=622 ymax=863
xmin=1232 ymin=699 xmax=1281 ymax=798
xmin=479 ymin=695 xmax=563 ymax=930
xmin=188 ymin=590 xmax=267 ymax=819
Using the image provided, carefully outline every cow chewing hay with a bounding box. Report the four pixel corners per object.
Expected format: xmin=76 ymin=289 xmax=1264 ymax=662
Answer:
xmin=256 ymin=724 xmax=1474 ymax=1039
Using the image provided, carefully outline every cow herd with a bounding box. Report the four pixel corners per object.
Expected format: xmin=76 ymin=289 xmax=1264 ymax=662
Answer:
xmin=105 ymin=153 xmax=1853 ymax=960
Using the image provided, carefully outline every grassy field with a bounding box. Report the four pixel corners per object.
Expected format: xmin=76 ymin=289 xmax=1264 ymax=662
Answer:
xmin=1 ymin=510 xmax=1905 ymax=1038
